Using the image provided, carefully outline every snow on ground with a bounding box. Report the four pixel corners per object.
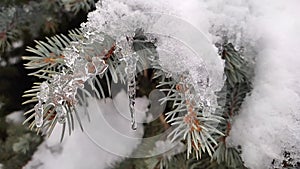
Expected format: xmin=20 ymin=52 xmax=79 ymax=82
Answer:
xmin=24 ymin=90 xmax=149 ymax=169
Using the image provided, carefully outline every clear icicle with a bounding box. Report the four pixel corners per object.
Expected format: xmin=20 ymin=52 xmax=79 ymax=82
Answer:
xmin=124 ymin=53 xmax=139 ymax=130
xmin=34 ymin=102 xmax=44 ymax=128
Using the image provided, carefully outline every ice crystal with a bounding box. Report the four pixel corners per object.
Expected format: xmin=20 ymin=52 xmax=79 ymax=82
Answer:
xmin=34 ymin=102 xmax=44 ymax=128
xmin=37 ymin=82 xmax=49 ymax=103
xmin=63 ymin=47 xmax=80 ymax=68
xmin=124 ymin=53 xmax=139 ymax=130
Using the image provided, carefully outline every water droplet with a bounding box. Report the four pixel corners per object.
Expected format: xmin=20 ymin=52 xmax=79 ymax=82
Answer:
xmin=63 ymin=49 xmax=80 ymax=68
xmin=131 ymin=119 xmax=137 ymax=130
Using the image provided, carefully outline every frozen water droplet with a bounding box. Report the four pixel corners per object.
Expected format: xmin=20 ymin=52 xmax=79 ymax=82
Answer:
xmin=56 ymin=104 xmax=67 ymax=124
xmin=63 ymin=48 xmax=80 ymax=68
xmin=73 ymin=59 xmax=89 ymax=82
xmin=129 ymin=98 xmax=137 ymax=130
xmin=34 ymin=102 xmax=44 ymax=128
xmin=129 ymin=97 xmax=137 ymax=130
xmin=38 ymin=82 xmax=49 ymax=102
xmin=131 ymin=119 xmax=137 ymax=130
xmin=124 ymin=54 xmax=139 ymax=131
xmin=63 ymin=82 xmax=78 ymax=103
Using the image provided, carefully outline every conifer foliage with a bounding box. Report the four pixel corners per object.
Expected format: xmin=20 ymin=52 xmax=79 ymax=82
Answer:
xmin=20 ymin=0 xmax=256 ymax=168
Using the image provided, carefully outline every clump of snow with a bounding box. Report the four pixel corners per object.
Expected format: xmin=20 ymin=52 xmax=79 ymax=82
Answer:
xmin=227 ymin=0 xmax=300 ymax=168
xmin=0 ymin=60 xmax=6 ymax=67
xmin=12 ymin=40 xmax=23 ymax=48
xmin=24 ymin=90 xmax=149 ymax=169
xmin=5 ymin=110 xmax=25 ymax=124
xmin=8 ymin=56 xmax=21 ymax=65
xmin=156 ymin=0 xmax=300 ymax=167
xmin=150 ymin=139 xmax=185 ymax=160
xmin=81 ymin=0 xmax=225 ymax=113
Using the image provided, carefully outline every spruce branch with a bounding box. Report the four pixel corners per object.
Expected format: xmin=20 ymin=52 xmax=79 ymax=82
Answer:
xmin=211 ymin=42 xmax=253 ymax=168
xmin=22 ymin=29 xmax=121 ymax=140
xmin=153 ymin=67 xmax=224 ymax=159
xmin=21 ymin=1 xmax=253 ymax=167
xmin=147 ymin=42 xmax=253 ymax=169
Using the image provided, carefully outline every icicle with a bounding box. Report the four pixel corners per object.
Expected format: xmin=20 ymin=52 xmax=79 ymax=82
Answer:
xmin=117 ymin=35 xmax=139 ymax=130
xmin=124 ymin=53 xmax=139 ymax=130
xmin=34 ymin=102 xmax=44 ymax=128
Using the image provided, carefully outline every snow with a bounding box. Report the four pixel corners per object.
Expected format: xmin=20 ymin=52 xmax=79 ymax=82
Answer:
xmin=25 ymin=0 xmax=300 ymax=168
xmin=24 ymin=90 xmax=149 ymax=169
xmin=228 ymin=1 xmax=300 ymax=168
xmin=81 ymin=0 xmax=225 ymax=112
xmin=150 ymin=139 xmax=185 ymax=160
xmin=5 ymin=110 xmax=25 ymax=124
xmin=140 ymin=0 xmax=300 ymax=168
xmin=12 ymin=40 xmax=23 ymax=48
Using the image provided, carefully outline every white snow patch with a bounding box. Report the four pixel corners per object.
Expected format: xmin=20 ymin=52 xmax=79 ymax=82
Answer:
xmin=228 ymin=0 xmax=300 ymax=168
xmin=8 ymin=56 xmax=21 ymax=65
xmin=12 ymin=40 xmax=23 ymax=48
xmin=24 ymin=90 xmax=149 ymax=169
xmin=5 ymin=110 xmax=25 ymax=124
xmin=150 ymin=139 xmax=185 ymax=160
xmin=0 ymin=60 xmax=7 ymax=67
